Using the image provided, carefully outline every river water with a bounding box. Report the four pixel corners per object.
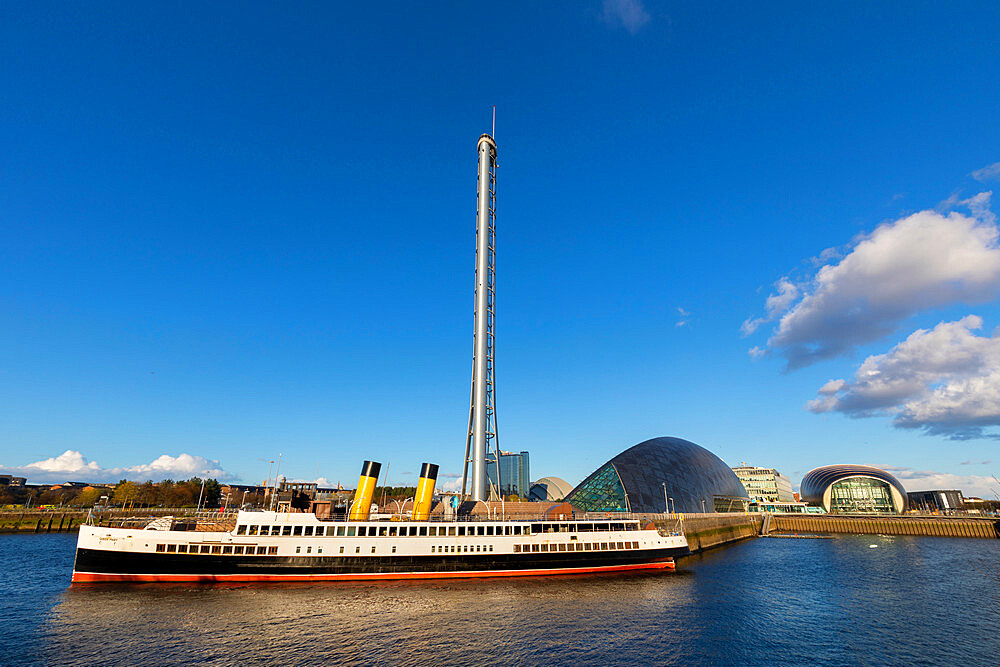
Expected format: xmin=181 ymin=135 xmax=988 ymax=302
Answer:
xmin=2 ymin=532 xmax=998 ymax=665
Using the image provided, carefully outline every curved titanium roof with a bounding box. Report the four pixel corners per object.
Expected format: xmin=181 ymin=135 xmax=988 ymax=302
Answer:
xmin=800 ymin=464 xmax=907 ymax=505
xmin=528 ymin=477 xmax=574 ymax=501
xmin=565 ymin=436 xmax=749 ymax=513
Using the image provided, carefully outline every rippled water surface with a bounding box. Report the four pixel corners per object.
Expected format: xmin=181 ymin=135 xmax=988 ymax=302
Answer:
xmin=2 ymin=532 xmax=998 ymax=664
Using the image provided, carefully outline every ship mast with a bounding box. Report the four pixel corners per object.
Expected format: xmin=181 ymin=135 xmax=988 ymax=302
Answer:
xmin=461 ymin=127 xmax=499 ymax=502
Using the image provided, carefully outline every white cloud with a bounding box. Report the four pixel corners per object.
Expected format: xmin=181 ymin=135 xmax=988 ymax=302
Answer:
xmin=676 ymin=306 xmax=690 ymax=327
xmin=746 ymin=193 xmax=1000 ymax=368
xmin=876 ymin=464 xmax=1000 ymax=498
xmin=123 ymin=453 xmax=232 ymax=479
xmin=22 ymin=450 xmax=102 ymax=475
xmin=807 ymin=316 xmax=1000 ymax=439
xmin=810 ymin=246 xmax=843 ymax=266
xmin=440 ymin=476 xmax=463 ymax=493
xmin=972 ymin=161 xmax=1000 ymax=183
xmin=286 ymin=476 xmax=340 ymax=488
xmin=0 ymin=450 xmax=239 ymax=484
xmin=741 ymin=277 xmax=798 ymax=335
xmin=601 ymin=0 xmax=650 ymax=34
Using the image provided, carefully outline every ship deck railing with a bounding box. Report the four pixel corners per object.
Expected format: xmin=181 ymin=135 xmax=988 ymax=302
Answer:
xmin=84 ymin=508 xmax=240 ymax=529
xmin=83 ymin=508 xmax=686 ymax=534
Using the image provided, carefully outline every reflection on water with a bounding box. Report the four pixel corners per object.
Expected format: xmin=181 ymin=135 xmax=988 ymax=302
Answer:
xmin=3 ymin=532 xmax=999 ymax=664
xmin=46 ymin=573 xmax=696 ymax=664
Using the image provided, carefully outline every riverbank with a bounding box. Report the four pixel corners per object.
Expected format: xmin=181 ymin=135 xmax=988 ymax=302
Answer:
xmin=0 ymin=511 xmax=86 ymax=534
xmin=655 ymin=511 xmax=1000 ymax=557
xmin=769 ymin=513 xmax=1000 ymax=538
xmin=646 ymin=513 xmax=762 ymax=556
xmin=0 ymin=508 xmax=197 ymax=534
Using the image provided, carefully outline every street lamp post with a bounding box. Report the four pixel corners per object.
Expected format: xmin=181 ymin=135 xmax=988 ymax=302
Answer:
xmin=701 ymin=499 xmax=707 ymax=513
xmin=662 ymin=482 xmax=669 ymax=514
xmin=261 ymin=459 xmax=274 ymax=508
xmin=390 ymin=497 xmax=413 ymax=516
xmin=669 ymin=497 xmax=674 ymax=514
xmin=270 ymin=453 xmax=283 ymax=512
xmin=196 ymin=478 xmax=206 ymax=512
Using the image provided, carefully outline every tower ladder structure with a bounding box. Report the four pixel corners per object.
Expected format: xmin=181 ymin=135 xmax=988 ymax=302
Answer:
xmin=461 ymin=132 xmax=500 ymax=503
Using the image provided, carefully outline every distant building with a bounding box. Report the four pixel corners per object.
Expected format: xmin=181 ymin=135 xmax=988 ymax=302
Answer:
xmin=48 ymin=481 xmax=93 ymax=491
xmin=963 ymin=497 xmax=1000 ymax=515
xmin=908 ymin=490 xmax=965 ymax=512
xmin=750 ymin=500 xmax=824 ymax=514
xmin=279 ymin=481 xmax=317 ymax=496
xmin=529 ymin=477 xmax=573 ymax=502
xmin=731 ymin=464 xmax=794 ymax=503
xmin=314 ymin=486 xmax=349 ymax=502
xmin=486 ymin=450 xmax=531 ymax=498
xmin=224 ymin=483 xmax=268 ymax=496
xmin=0 ymin=475 xmax=26 ymax=487
xmin=565 ymin=437 xmax=749 ymax=513
xmin=800 ymin=465 xmax=907 ymax=514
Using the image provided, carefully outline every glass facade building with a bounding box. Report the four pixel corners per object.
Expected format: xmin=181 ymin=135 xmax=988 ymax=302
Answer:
xmin=486 ymin=450 xmax=531 ymax=499
xmin=731 ymin=465 xmax=794 ymax=503
xmin=564 ymin=437 xmax=750 ymax=514
xmin=908 ymin=489 xmax=965 ymax=512
xmin=800 ymin=465 xmax=907 ymax=514
xmin=528 ymin=477 xmax=573 ymax=502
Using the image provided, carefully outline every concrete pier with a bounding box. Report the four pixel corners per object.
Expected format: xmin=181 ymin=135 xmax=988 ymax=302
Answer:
xmin=647 ymin=513 xmax=763 ymax=555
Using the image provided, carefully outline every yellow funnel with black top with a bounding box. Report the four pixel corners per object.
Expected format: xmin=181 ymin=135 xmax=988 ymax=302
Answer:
xmin=411 ymin=462 xmax=439 ymax=520
xmin=348 ymin=460 xmax=381 ymax=521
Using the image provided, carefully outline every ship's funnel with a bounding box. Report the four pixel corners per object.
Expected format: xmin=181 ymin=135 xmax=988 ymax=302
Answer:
xmin=411 ymin=462 xmax=439 ymax=520
xmin=348 ymin=460 xmax=381 ymax=521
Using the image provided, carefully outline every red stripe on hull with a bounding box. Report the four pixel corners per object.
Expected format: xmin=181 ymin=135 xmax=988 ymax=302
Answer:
xmin=71 ymin=560 xmax=674 ymax=584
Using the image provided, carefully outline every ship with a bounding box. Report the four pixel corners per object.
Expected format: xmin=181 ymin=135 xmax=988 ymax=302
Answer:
xmin=71 ymin=462 xmax=688 ymax=583
xmin=70 ymin=129 xmax=690 ymax=584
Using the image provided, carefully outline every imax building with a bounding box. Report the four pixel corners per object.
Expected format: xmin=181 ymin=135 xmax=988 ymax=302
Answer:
xmin=800 ymin=464 xmax=907 ymax=514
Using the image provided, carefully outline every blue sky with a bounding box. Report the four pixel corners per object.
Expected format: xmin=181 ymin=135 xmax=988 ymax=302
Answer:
xmin=3 ymin=1 xmax=1000 ymax=496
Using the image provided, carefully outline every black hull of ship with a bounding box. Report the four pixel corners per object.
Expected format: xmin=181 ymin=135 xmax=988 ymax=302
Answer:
xmin=71 ymin=546 xmax=689 ymax=583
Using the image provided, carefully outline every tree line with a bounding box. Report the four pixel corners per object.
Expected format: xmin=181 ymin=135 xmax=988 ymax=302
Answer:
xmin=0 ymin=478 xmax=225 ymax=509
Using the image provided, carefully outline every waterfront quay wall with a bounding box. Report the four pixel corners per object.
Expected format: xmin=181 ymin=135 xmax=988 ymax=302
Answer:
xmin=644 ymin=513 xmax=762 ymax=555
xmin=770 ymin=514 xmax=1000 ymax=538
xmin=0 ymin=511 xmax=87 ymax=534
xmin=0 ymin=508 xmax=192 ymax=534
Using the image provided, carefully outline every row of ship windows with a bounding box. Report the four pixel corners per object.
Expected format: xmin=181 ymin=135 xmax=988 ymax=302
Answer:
xmin=156 ymin=544 xmax=278 ymax=555
xmin=236 ymin=524 xmax=528 ymax=538
xmin=235 ymin=522 xmax=638 ymax=538
xmin=315 ymin=544 xmax=499 ymax=555
xmin=155 ymin=541 xmax=642 ymax=556
xmin=513 ymin=541 xmax=639 ymax=553
xmin=430 ymin=544 xmax=496 ymax=553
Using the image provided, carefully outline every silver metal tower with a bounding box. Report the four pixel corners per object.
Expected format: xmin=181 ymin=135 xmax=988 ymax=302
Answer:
xmin=461 ymin=132 xmax=499 ymax=502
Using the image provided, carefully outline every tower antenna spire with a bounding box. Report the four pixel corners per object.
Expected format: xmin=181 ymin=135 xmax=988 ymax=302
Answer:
xmin=492 ymin=105 xmax=495 ymax=138
xmin=461 ymin=129 xmax=500 ymax=503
